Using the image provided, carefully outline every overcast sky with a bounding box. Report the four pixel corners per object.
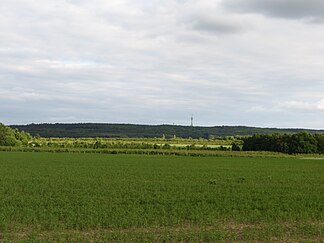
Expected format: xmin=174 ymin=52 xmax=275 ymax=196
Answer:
xmin=1 ymin=0 xmax=324 ymax=128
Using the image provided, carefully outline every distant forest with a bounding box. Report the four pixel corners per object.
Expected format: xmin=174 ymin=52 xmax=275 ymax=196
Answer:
xmin=10 ymin=123 xmax=324 ymax=139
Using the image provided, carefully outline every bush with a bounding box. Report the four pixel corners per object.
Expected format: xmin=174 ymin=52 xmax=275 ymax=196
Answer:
xmin=232 ymin=143 xmax=241 ymax=151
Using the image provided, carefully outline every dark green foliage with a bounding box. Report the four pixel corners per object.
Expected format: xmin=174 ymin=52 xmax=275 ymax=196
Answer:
xmin=231 ymin=142 xmax=242 ymax=151
xmin=10 ymin=123 xmax=324 ymax=138
xmin=243 ymin=132 xmax=324 ymax=154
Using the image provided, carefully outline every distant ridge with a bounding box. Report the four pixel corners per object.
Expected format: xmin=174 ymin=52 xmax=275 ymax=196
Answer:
xmin=10 ymin=123 xmax=324 ymax=139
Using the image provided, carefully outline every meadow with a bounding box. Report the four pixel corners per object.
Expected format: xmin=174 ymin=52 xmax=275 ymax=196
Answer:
xmin=0 ymin=152 xmax=323 ymax=242
xmin=27 ymin=137 xmax=237 ymax=150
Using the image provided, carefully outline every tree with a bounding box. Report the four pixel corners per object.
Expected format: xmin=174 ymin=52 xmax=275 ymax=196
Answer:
xmin=231 ymin=142 xmax=241 ymax=151
xmin=288 ymin=132 xmax=318 ymax=154
xmin=242 ymin=132 xmax=322 ymax=154
xmin=0 ymin=123 xmax=19 ymax=146
xmin=0 ymin=123 xmax=31 ymax=146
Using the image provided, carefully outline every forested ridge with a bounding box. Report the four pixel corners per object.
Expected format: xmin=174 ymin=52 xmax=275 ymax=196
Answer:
xmin=10 ymin=123 xmax=324 ymax=138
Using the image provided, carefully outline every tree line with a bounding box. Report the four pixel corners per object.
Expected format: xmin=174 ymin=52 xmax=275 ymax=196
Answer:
xmin=242 ymin=132 xmax=324 ymax=154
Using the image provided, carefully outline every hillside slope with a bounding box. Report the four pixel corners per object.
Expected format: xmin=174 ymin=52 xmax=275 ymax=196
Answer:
xmin=10 ymin=123 xmax=324 ymax=138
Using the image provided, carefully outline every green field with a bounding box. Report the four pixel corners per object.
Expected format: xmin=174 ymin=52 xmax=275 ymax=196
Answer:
xmin=0 ymin=152 xmax=323 ymax=242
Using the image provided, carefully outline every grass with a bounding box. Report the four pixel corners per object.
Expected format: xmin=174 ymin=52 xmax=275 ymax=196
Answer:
xmin=0 ymin=152 xmax=323 ymax=242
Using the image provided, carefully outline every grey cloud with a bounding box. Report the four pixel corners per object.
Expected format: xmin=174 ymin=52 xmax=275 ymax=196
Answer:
xmin=1 ymin=0 xmax=324 ymax=128
xmin=178 ymin=3 xmax=250 ymax=35
xmin=186 ymin=15 xmax=246 ymax=34
xmin=223 ymin=0 xmax=324 ymax=21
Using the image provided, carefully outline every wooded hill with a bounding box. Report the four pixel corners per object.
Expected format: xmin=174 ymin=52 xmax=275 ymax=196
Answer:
xmin=10 ymin=123 xmax=324 ymax=139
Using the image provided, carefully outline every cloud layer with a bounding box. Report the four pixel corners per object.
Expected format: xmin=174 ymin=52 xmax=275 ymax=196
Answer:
xmin=223 ymin=0 xmax=324 ymax=21
xmin=0 ymin=0 xmax=324 ymax=128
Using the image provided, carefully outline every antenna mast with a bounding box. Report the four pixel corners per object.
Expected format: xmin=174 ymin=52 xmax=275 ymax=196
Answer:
xmin=190 ymin=115 xmax=194 ymax=127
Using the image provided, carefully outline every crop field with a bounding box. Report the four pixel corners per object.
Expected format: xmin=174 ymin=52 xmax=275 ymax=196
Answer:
xmin=0 ymin=152 xmax=323 ymax=242
xmin=25 ymin=137 xmax=237 ymax=151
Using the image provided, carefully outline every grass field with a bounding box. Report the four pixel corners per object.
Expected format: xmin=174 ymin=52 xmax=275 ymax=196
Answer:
xmin=0 ymin=152 xmax=323 ymax=242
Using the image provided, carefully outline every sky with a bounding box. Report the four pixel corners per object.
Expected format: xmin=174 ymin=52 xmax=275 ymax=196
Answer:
xmin=1 ymin=0 xmax=324 ymax=128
